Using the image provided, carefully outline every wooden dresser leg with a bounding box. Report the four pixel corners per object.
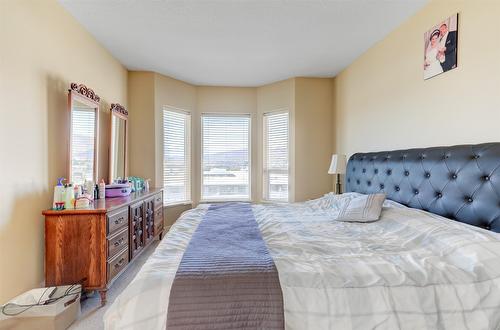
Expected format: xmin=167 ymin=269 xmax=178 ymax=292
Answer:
xmin=99 ymin=290 xmax=107 ymax=306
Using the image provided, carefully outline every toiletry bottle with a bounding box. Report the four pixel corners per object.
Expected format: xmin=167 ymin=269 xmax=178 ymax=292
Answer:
xmin=74 ymin=184 xmax=81 ymax=199
xmin=85 ymin=180 xmax=94 ymax=199
xmin=94 ymin=184 xmax=99 ymax=200
xmin=99 ymin=179 xmax=106 ymax=199
xmin=52 ymin=178 xmax=65 ymax=210
xmin=65 ymin=183 xmax=75 ymax=209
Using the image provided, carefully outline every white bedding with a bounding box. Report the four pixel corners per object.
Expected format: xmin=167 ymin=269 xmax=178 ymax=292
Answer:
xmin=104 ymin=193 xmax=500 ymax=330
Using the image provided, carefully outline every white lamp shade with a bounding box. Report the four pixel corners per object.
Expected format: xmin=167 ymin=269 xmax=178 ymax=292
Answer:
xmin=328 ymin=154 xmax=347 ymax=174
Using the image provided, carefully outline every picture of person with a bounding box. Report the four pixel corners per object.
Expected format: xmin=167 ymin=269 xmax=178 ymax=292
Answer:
xmin=424 ymin=29 xmax=444 ymax=79
xmin=424 ymin=14 xmax=458 ymax=80
xmin=438 ymin=22 xmax=457 ymax=72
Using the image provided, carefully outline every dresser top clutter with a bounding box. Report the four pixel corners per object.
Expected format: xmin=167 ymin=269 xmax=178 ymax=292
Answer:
xmin=42 ymin=188 xmax=163 ymax=215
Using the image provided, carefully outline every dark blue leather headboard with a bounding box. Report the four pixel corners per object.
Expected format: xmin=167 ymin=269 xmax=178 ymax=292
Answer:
xmin=345 ymin=143 xmax=500 ymax=232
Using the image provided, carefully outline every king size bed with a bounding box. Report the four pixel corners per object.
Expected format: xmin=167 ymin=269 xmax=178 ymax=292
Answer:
xmin=105 ymin=143 xmax=500 ymax=330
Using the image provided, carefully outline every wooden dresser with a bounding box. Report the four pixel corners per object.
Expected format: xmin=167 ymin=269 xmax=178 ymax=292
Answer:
xmin=42 ymin=188 xmax=164 ymax=305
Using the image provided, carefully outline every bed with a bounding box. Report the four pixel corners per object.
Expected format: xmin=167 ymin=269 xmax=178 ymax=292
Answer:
xmin=104 ymin=143 xmax=500 ymax=329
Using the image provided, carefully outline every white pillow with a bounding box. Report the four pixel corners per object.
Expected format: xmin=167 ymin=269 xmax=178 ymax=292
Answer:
xmin=334 ymin=193 xmax=386 ymax=222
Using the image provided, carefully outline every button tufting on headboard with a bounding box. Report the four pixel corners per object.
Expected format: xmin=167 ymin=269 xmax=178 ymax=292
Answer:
xmin=345 ymin=143 xmax=500 ymax=233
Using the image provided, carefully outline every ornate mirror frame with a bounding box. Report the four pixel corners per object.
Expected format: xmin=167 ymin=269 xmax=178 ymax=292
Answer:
xmin=68 ymin=83 xmax=100 ymax=184
xmin=109 ymin=103 xmax=128 ymax=181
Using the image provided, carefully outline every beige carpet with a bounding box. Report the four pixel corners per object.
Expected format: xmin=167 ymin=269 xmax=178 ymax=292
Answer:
xmin=70 ymin=240 xmax=160 ymax=330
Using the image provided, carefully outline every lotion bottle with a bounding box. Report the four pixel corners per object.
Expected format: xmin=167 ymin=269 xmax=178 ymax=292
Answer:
xmin=65 ymin=183 xmax=75 ymax=209
xmin=99 ymin=179 xmax=106 ymax=199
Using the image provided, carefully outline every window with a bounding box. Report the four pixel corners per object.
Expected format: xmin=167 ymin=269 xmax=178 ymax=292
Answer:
xmin=163 ymin=108 xmax=191 ymax=205
xmin=201 ymin=114 xmax=251 ymax=201
xmin=263 ymin=111 xmax=289 ymax=201
xmin=70 ymin=105 xmax=96 ymax=185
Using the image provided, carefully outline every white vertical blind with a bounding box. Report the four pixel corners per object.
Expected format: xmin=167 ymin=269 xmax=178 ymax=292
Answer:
xmin=263 ymin=112 xmax=289 ymax=201
xmin=163 ymin=108 xmax=191 ymax=204
xmin=201 ymin=114 xmax=251 ymax=201
xmin=70 ymin=106 xmax=96 ymax=185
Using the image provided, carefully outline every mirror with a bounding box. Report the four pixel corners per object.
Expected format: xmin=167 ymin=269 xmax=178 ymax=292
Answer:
xmin=109 ymin=103 xmax=128 ymax=182
xmin=68 ymin=83 xmax=100 ymax=185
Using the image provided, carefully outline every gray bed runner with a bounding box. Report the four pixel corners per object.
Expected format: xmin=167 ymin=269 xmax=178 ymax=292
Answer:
xmin=167 ymin=203 xmax=284 ymax=329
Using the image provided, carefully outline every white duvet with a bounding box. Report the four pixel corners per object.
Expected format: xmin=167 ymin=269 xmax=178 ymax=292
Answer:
xmin=105 ymin=193 xmax=500 ymax=330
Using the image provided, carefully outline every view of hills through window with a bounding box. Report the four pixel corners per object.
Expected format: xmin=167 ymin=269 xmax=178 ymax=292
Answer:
xmin=201 ymin=115 xmax=250 ymax=200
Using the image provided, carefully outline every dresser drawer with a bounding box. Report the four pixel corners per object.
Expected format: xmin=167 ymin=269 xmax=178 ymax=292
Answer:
xmin=154 ymin=208 xmax=163 ymax=226
xmin=153 ymin=193 xmax=163 ymax=210
xmin=107 ymin=207 xmax=128 ymax=235
xmin=107 ymin=248 xmax=128 ymax=282
xmin=107 ymin=228 xmax=128 ymax=259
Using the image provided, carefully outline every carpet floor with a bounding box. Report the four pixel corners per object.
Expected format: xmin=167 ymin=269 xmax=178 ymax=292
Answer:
xmin=69 ymin=240 xmax=160 ymax=330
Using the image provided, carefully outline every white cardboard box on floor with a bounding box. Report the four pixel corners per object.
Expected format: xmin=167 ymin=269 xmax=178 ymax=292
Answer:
xmin=0 ymin=285 xmax=81 ymax=330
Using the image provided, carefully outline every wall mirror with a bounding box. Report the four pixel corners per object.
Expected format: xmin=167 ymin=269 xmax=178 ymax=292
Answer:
xmin=68 ymin=83 xmax=100 ymax=185
xmin=109 ymin=103 xmax=128 ymax=182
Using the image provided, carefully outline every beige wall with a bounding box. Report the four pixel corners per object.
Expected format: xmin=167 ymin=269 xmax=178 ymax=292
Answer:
xmin=334 ymin=0 xmax=500 ymax=157
xmin=129 ymin=78 xmax=260 ymax=224
xmin=0 ymin=0 xmax=127 ymax=303
xmin=154 ymin=74 xmax=197 ymax=226
xmin=128 ymin=72 xmax=155 ymax=181
xmin=131 ymin=75 xmax=334 ymax=210
xmin=256 ymin=78 xmax=335 ymax=202
xmin=294 ymin=78 xmax=334 ymax=201
xmin=128 ymin=72 xmax=198 ymax=228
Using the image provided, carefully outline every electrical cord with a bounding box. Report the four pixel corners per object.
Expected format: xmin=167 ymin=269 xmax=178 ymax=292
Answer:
xmin=1 ymin=284 xmax=81 ymax=317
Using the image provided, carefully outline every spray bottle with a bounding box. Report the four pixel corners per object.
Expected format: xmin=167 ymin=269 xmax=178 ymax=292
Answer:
xmin=52 ymin=178 xmax=65 ymax=210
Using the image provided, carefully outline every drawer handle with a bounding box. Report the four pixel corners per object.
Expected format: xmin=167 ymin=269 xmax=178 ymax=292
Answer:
xmin=114 ymin=238 xmax=125 ymax=247
xmin=114 ymin=217 xmax=124 ymax=225
xmin=114 ymin=257 xmax=125 ymax=268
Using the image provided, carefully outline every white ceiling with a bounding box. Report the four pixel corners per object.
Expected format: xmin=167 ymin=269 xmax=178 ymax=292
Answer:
xmin=59 ymin=0 xmax=427 ymax=87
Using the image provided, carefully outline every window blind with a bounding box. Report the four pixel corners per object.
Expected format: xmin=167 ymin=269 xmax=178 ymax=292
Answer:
xmin=70 ymin=106 xmax=96 ymax=185
xmin=201 ymin=114 xmax=251 ymax=201
xmin=263 ymin=112 xmax=289 ymax=201
xmin=163 ymin=108 xmax=191 ymax=205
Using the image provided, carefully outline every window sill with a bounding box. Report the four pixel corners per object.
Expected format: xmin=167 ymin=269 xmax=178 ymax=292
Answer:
xmin=259 ymin=199 xmax=289 ymax=204
xmin=199 ymin=198 xmax=252 ymax=204
xmin=163 ymin=201 xmax=193 ymax=208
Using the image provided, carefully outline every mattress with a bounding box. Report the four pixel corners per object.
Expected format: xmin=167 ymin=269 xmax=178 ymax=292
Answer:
xmin=104 ymin=193 xmax=500 ymax=329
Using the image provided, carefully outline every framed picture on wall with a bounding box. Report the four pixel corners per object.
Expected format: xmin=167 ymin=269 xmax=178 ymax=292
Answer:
xmin=423 ymin=13 xmax=458 ymax=80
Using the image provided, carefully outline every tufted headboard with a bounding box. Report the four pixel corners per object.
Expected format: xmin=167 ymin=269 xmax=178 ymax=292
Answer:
xmin=345 ymin=143 xmax=500 ymax=232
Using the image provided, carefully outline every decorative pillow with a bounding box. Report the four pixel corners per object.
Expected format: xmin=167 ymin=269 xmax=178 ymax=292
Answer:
xmin=334 ymin=193 xmax=386 ymax=222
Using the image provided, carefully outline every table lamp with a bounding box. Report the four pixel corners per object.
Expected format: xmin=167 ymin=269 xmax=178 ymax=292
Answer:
xmin=328 ymin=154 xmax=347 ymax=194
